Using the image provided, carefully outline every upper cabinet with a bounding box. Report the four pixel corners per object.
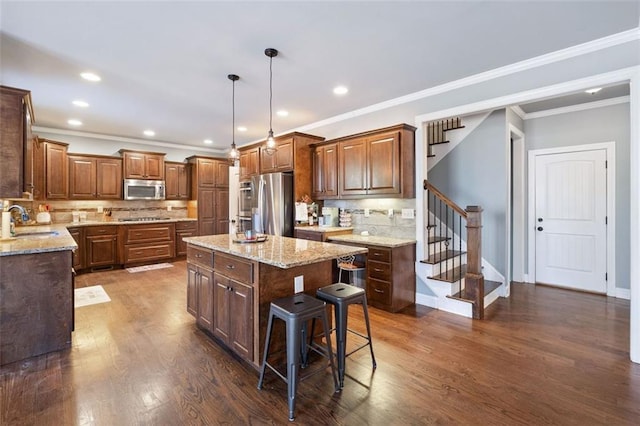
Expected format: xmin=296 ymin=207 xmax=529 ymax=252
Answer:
xmin=238 ymin=147 xmax=259 ymax=181
xmin=33 ymin=138 xmax=69 ymax=200
xmin=260 ymin=137 xmax=294 ymax=173
xmin=0 ymin=86 xmax=33 ymax=198
xmin=330 ymin=124 xmax=415 ymax=199
xmin=165 ymin=162 xmax=190 ymax=200
xmin=68 ymin=154 xmax=122 ymax=200
xmin=119 ymin=150 xmax=165 ymax=180
xmin=311 ymin=142 xmax=338 ymax=200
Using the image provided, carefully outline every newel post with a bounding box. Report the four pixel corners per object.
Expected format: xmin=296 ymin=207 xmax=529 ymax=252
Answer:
xmin=465 ymin=206 xmax=485 ymax=319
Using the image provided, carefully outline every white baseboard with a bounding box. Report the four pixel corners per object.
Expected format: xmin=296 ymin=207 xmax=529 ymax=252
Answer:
xmin=616 ymin=288 xmax=631 ymax=300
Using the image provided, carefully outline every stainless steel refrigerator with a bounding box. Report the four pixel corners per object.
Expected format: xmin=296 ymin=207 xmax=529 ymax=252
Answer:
xmin=239 ymin=172 xmax=294 ymax=237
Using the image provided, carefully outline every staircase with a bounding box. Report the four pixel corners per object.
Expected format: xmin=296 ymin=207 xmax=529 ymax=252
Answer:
xmin=421 ymin=116 xmax=503 ymax=319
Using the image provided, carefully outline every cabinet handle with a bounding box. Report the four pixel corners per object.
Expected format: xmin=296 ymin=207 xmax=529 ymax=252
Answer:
xmin=196 ymin=254 xmax=202 ymax=258
xmin=226 ymin=264 xmax=235 ymax=270
xmin=373 ymin=253 xmax=381 ymax=257
xmin=374 ymin=288 xmax=384 ymax=293
xmin=374 ymin=268 xmax=384 ymax=272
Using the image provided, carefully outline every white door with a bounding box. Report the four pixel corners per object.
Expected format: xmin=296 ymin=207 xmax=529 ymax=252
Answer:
xmin=534 ymin=149 xmax=607 ymax=293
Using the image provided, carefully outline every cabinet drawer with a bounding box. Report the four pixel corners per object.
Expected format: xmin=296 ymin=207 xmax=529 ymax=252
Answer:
xmin=214 ymin=253 xmax=254 ymax=285
xmin=187 ymin=245 xmax=213 ymax=268
xmin=124 ymin=224 xmax=174 ymax=243
xmin=124 ymin=243 xmax=174 ymax=264
xmin=368 ymin=278 xmax=391 ymax=306
xmin=368 ymin=260 xmax=391 ymax=281
xmin=176 ymin=221 xmax=198 ymax=231
xmin=85 ymin=225 xmax=118 ymax=236
xmin=368 ymin=247 xmax=391 ymax=263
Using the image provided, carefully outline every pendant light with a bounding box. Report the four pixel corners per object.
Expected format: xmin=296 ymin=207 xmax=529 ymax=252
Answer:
xmin=264 ymin=48 xmax=278 ymax=155
xmin=228 ymin=74 xmax=240 ymax=164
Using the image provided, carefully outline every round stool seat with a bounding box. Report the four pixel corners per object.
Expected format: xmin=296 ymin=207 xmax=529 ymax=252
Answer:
xmin=317 ymin=283 xmax=365 ymax=303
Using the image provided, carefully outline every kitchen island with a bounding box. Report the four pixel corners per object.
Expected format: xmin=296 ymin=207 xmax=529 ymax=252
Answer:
xmin=183 ymin=234 xmax=367 ymax=369
xmin=0 ymin=225 xmax=77 ymax=365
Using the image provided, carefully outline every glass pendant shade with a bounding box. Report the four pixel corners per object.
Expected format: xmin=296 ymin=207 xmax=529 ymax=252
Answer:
xmin=264 ymin=48 xmax=278 ymax=155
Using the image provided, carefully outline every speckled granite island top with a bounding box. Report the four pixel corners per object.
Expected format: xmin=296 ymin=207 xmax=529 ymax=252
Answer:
xmin=327 ymin=234 xmax=416 ymax=248
xmin=184 ymin=234 xmax=368 ymax=268
xmin=0 ymin=224 xmax=77 ymax=256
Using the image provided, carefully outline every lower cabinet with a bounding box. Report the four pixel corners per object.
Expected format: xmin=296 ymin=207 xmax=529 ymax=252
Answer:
xmin=213 ymin=272 xmax=253 ymax=361
xmin=122 ymin=223 xmax=175 ymax=265
xmin=67 ymin=227 xmax=84 ymax=270
xmin=176 ymin=221 xmax=198 ymax=256
xmin=85 ymin=226 xmax=118 ymax=269
xmin=186 ymin=245 xmax=214 ymax=332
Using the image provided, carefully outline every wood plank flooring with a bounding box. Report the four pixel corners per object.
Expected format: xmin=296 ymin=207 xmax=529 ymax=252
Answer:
xmin=2 ymin=261 xmax=639 ymax=425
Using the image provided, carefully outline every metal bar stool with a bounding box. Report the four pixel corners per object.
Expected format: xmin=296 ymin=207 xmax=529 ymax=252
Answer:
xmin=258 ymin=293 xmax=339 ymax=421
xmin=337 ymin=255 xmax=366 ymax=288
xmin=311 ymin=283 xmax=377 ymax=388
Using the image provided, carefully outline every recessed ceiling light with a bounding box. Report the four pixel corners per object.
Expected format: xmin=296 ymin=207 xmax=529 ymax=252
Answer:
xmin=237 ymin=126 xmax=247 ymax=132
xmin=143 ymin=130 xmax=155 ymax=137
xmin=585 ymin=87 xmax=602 ymax=94
xmin=277 ymin=110 xmax=289 ymax=117
xmin=80 ymin=72 xmax=101 ymax=82
xmin=333 ymin=85 xmax=349 ymax=95
xmin=67 ymin=119 xmax=82 ymax=126
xmin=203 ymin=139 xmax=213 ymax=145
xmin=72 ymin=100 xmax=89 ymax=107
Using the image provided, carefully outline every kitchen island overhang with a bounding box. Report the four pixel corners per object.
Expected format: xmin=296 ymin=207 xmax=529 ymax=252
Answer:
xmin=183 ymin=234 xmax=368 ymax=369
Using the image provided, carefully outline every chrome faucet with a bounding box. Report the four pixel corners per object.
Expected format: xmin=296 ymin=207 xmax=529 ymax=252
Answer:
xmin=8 ymin=205 xmax=30 ymax=223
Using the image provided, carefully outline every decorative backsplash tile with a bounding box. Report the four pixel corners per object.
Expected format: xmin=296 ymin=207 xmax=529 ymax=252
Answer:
xmin=324 ymin=199 xmax=417 ymax=239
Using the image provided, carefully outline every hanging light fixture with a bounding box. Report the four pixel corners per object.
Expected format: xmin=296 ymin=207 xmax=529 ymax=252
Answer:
xmin=264 ymin=48 xmax=278 ymax=155
xmin=228 ymin=74 xmax=240 ymax=164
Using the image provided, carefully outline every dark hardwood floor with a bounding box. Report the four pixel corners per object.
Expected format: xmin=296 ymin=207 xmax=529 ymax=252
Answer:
xmin=2 ymin=260 xmax=639 ymax=425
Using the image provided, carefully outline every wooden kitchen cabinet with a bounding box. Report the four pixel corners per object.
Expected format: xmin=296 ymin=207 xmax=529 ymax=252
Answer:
xmin=165 ymin=161 xmax=190 ymax=200
xmin=67 ymin=227 xmax=85 ymax=270
xmin=120 ymin=149 xmax=165 ymax=180
xmin=260 ymin=136 xmax=294 ymax=173
xmin=239 ymin=147 xmax=259 ymax=180
xmin=331 ymin=124 xmax=415 ymax=199
xmin=213 ymin=253 xmax=254 ymax=362
xmin=188 ymin=156 xmax=229 ymax=236
xmin=175 ymin=221 xmax=198 ymax=256
xmin=311 ymin=142 xmax=338 ymax=199
xmin=0 ymin=86 xmax=33 ymax=199
xmin=215 ymin=188 xmax=229 ymax=235
xmin=294 ymin=227 xmax=352 ymax=242
xmin=216 ymin=161 xmax=229 ymax=187
xmin=121 ymin=222 xmax=175 ymax=265
xmin=68 ymin=154 xmax=122 ymax=200
xmin=32 ymin=138 xmax=69 ymax=200
xmin=187 ymin=246 xmax=215 ymax=331
xmin=85 ymin=225 xmax=119 ymax=269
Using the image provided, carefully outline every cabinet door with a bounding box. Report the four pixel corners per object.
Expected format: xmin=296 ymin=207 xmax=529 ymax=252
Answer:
xmin=198 ymin=188 xmax=215 ymax=236
xmin=239 ymin=148 xmax=259 ymax=180
xmin=197 ymin=158 xmax=216 ymax=187
xmin=230 ymin=280 xmax=253 ymax=361
xmin=178 ymin=164 xmax=190 ymax=199
xmin=197 ymin=267 xmax=214 ymax=332
xmin=274 ymin=138 xmax=294 ymax=171
xmin=312 ymin=144 xmax=338 ymax=200
xmin=68 ymin=227 xmax=84 ymax=270
xmin=68 ymin=156 xmax=96 ymax=199
xmin=367 ymin=132 xmax=400 ymax=195
xmin=85 ymin=235 xmax=118 ymax=267
xmin=176 ymin=228 xmax=197 ymax=256
xmin=215 ymin=161 xmax=229 ymax=187
xmin=46 ymin=143 xmax=68 ymax=199
xmin=213 ymin=272 xmax=230 ymax=342
xmin=214 ymin=188 xmax=229 ymax=235
xmin=0 ymin=87 xmax=28 ymax=199
xmin=186 ymin=263 xmax=198 ymax=317
xmin=144 ymin=154 xmax=164 ymax=180
xmin=311 ymin=147 xmax=324 ymax=199
xmin=339 ymin=139 xmax=367 ymax=196
xmin=123 ymin=152 xmax=146 ymax=179
xmin=259 ymin=147 xmax=276 ymax=173
xmin=165 ymin=163 xmax=181 ymax=199
xmin=96 ymin=158 xmax=122 ymax=199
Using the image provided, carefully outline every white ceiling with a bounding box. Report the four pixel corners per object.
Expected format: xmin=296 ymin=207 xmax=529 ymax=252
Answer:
xmin=1 ymin=1 xmax=638 ymax=154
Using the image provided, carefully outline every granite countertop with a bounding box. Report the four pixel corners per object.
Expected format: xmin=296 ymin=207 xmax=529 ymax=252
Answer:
xmin=184 ymin=234 xmax=368 ymax=269
xmin=294 ymin=225 xmax=353 ymax=233
xmin=0 ymin=224 xmax=78 ymax=257
xmin=327 ymin=234 xmax=417 ymax=248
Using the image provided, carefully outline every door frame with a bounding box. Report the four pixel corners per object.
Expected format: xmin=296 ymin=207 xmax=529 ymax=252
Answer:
xmin=527 ymin=142 xmax=616 ymax=296
xmin=509 ymin=124 xmax=526 ymax=290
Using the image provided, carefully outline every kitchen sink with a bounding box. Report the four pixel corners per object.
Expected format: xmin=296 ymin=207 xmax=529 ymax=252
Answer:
xmin=14 ymin=231 xmax=60 ymax=239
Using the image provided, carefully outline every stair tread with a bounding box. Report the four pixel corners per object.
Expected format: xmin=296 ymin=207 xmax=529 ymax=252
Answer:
xmin=420 ymin=250 xmax=465 ymax=264
xmin=442 ymin=125 xmax=466 ymax=132
xmin=429 ymin=264 xmax=467 ymax=283
xmin=447 ymin=279 xmax=502 ymax=301
xmin=428 ymin=140 xmax=450 ymax=146
xmin=428 ymin=236 xmax=451 ymax=244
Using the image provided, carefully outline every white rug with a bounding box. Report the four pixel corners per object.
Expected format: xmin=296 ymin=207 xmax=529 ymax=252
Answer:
xmin=126 ymin=263 xmax=174 ymax=273
xmin=75 ymin=285 xmax=111 ymax=308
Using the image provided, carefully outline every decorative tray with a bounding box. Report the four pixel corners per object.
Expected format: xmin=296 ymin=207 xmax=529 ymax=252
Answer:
xmin=232 ymin=235 xmax=268 ymax=244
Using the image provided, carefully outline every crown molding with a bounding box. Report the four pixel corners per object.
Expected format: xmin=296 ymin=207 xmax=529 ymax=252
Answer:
xmin=296 ymin=27 xmax=640 ymax=133
xmin=32 ymin=126 xmax=223 ymax=154
xmin=510 ymin=105 xmax=526 ymax=120
xmin=523 ymin=95 xmax=631 ymax=120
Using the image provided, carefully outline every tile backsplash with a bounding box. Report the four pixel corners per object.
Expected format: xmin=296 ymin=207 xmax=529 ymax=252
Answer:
xmin=324 ymin=198 xmax=417 ymax=239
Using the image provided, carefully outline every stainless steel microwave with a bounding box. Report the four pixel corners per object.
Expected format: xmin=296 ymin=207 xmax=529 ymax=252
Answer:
xmin=123 ymin=179 xmax=165 ymax=200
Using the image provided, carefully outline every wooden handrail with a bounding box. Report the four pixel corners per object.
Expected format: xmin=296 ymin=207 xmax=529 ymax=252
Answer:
xmin=423 ymin=180 xmax=467 ymax=218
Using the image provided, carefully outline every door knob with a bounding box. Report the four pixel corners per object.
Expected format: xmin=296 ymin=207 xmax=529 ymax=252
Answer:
xmin=537 ymin=226 xmax=543 ymax=231
xmin=537 ymin=218 xmax=543 ymax=222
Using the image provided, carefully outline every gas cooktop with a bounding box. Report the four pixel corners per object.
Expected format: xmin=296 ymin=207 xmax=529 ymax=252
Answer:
xmin=118 ymin=217 xmax=171 ymax=222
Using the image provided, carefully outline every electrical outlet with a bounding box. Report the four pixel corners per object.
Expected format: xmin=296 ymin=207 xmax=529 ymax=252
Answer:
xmin=96 ymin=206 xmax=103 ymax=213
xmin=402 ymin=208 xmax=415 ymax=219
xmin=167 ymin=205 xmax=172 ymax=211
xmin=294 ymin=276 xmax=304 ymax=293
xmin=364 ymin=208 xmax=370 ymax=217
xmin=388 ymin=208 xmax=394 ymax=217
